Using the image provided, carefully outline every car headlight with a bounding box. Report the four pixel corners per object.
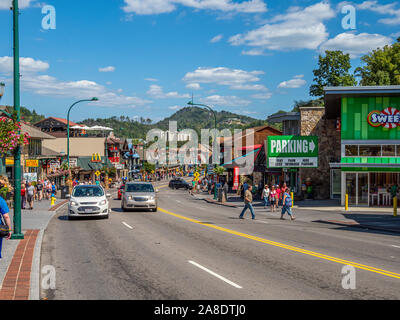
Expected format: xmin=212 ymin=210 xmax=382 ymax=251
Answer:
xmin=149 ymin=196 xmax=155 ymax=200
xmin=99 ymin=200 xmax=107 ymax=206
xmin=70 ymin=201 xmax=79 ymax=206
xmin=128 ymin=196 xmax=132 ymax=200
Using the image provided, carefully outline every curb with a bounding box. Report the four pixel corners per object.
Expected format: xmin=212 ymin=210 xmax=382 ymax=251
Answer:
xmin=314 ymin=219 xmax=400 ymax=234
xmin=49 ymin=199 xmax=68 ymax=211
xmin=31 ymin=201 xmax=68 ymax=300
xmin=203 ymin=199 xmax=239 ymax=208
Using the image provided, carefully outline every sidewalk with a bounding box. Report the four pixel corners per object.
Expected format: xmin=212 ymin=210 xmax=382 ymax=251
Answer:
xmin=192 ymin=191 xmax=400 ymax=234
xmin=0 ymin=196 xmax=68 ymax=300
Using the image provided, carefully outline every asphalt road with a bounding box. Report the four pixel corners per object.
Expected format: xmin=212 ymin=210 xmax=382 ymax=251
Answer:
xmin=40 ymin=182 xmax=400 ymax=300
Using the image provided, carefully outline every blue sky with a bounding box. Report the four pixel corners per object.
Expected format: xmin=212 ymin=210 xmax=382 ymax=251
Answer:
xmin=0 ymin=0 xmax=399 ymax=123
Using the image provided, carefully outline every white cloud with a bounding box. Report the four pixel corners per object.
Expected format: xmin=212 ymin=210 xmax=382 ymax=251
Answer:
xmin=210 ymin=34 xmax=223 ymax=43
xmin=99 ymin=66 xmax=115 ymax=73
xmin=229 ymin=2 xmax=335 ymax=51
xmin=200 ymin=95 xmax=251 ymax=107
xmin=0 ymin=56 xmax=49 ymax=74
xmin=251 ymin=92 xmax=272 ymax=100
xmin=0 ymin=0 xmax=35 ymax=9
xmin=241 ymin=49 xmax=265 ymax=56
xmin=122 ymin=0 xmax=267 ymax=15
xmin=0 ymin=56 xmax=151 ymax=108
xmin=168 ymin=105 xmax=182 ymax=110
xmin=319 ymin=32 xmax=393 ymax=58
xmin=357 ymin=1 xmax=400 ymax=25
xmin=183 ymin=67 xmax=265 ymax=91
xmin=278 ymin=75 xmax=307 ymax=89
xmin=186 ymin=83 xmax=201 ymax=90
xmin=147 ymin=84 xmax=190 ymax=99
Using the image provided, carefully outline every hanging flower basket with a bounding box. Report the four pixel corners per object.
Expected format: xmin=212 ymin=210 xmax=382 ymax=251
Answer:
xmin=0 ymin=117 xmax=29 ymax=155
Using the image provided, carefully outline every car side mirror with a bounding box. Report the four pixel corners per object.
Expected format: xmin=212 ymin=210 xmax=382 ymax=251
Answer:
xmin=106 ymin=193 xmax=111 ymax=198
xmin=66 ymin=194 xmax=70 ymax=199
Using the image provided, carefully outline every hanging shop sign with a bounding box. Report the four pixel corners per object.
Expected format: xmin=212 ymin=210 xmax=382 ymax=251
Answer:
xmin=267 ymin=136 xmax=318 ymax=168
xmin=367 ymin=107 xmax=400 ymax=129
xmin=26 ymin=159 xmax=39 ymax=168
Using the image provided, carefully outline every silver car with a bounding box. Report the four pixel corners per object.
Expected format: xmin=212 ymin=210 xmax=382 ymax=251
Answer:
xmin=121 ymin=182 xmax=158 ymax=212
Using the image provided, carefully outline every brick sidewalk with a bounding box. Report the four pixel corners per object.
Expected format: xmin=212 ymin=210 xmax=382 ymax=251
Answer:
xmin=0 ymin=230 xmax=39 ymax=300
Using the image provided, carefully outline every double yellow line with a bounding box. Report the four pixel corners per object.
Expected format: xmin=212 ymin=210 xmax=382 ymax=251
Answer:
xmin=159 ymin=207 xmax=400 ymax=280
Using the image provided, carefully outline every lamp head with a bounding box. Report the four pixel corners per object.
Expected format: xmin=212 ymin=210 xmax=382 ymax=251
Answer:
xmin=91 ymin=97 xmax=99 ymax=101
xmin=0 ymin=82 xmax=5 ymax=98
xmin=187 ymin=101 xmax=193 ymax=105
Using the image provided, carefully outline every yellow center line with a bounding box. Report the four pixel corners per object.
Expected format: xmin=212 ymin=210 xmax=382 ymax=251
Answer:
xmin=158 ymin=207 xmax=400 ymax=280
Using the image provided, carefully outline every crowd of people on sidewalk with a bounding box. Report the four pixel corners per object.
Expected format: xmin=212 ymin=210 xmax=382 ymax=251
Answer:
xmin=239 ymin=182 xmax=295 ymax=221
xmin=20 ymin=180 xmax=57 ymax=210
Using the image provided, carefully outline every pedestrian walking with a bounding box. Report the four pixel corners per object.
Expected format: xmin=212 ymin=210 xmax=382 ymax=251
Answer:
xmin=0 ymin=195 xmax=12 ymax=259
xmin=262 ymin=184 xmax=270 ymax=208
xmin=281 ymin=188 xmax=295 ymax=220
xmin=269 ymin=185 xmax=278 ymax=212
xmin=276 ymin=184 xmax=282 ymax=207
xmin=21 ymin=182 xmax=27 ymax=209
xmin=239 ymin=185 xmax=255 ymax=220
xmin=26 ymin=182 xmax=35 ymax=210
xmin=36 ymin=180 xmax=43 ymax=201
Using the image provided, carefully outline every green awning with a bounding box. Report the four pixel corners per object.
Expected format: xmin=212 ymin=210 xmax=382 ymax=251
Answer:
xmin=77 ymin=157 xmax=113 ymax=171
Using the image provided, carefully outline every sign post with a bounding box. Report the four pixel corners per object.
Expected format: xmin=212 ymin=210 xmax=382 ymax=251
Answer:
xmin=267 ymin=136 xmax=318 ymax=168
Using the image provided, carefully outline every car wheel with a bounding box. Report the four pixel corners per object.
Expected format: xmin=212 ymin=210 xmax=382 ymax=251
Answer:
xmin=103 ymin=214 xmax=109 ymax=219
xmin=68 ymin=215 xmax=75 ymax=221
xmin=121 ymin=202 xmax=126 ymax=212
xmin=153 ymin=207 xmax=158 ymax=212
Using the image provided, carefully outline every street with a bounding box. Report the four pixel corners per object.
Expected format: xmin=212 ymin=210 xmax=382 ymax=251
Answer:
xmin=40 ymin=183 xmax=400 ymax=300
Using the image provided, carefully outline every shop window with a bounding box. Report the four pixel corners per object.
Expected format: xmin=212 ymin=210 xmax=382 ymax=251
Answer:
xmin=382 ymin=145 xmax=396 ymax=157
xmin=345 ymin=145 xmax=359 ymax=156
xmin=359 ymin=145 xmax=381 ymax=157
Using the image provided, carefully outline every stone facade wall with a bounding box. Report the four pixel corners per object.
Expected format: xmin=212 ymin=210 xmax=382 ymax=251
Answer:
xmin=299 ymin=107 xmax=341 ymax=200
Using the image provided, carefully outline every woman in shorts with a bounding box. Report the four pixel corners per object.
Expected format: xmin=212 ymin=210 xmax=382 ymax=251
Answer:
xmin=269 ymin=185 xmax=278 ymax=212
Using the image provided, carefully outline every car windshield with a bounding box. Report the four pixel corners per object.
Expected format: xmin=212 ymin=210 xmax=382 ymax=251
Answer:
xmin=72 ymin=186 xmax=104 ymax=197
xmin=126 ymin=184 xmax=154 ymax=193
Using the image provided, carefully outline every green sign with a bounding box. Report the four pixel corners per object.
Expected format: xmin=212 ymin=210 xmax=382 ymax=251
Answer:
xmin=267 ymin=136 xmax=318 ymax=168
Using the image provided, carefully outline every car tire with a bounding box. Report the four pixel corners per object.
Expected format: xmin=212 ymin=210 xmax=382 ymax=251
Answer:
xmin=68 ymin=215 xmax=75 ymax=221
xmin=103 ymin=214 xmax=109 ymax=219
xmin=151 ymin=207 xmax=158 ymax=212
xmin=121 ymin=202 xmax=126 ymax=212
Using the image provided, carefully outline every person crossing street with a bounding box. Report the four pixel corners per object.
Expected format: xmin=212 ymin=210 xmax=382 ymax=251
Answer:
xmin=281 ymin=188 xmax=295 ymax=221
xmin=239 ymin=185 xmax=255 ymax=220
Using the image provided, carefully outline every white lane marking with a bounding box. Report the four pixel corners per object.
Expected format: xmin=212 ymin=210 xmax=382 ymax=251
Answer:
xmin=176 ymin=200 xmax=182 ymax=203
xmin=122 ymin=222 xmax=133 ymax=229
xmin=391 ymin=245 xmax=400 ymax=249
xmin=188 ymin=260 xmax=242 ymax=289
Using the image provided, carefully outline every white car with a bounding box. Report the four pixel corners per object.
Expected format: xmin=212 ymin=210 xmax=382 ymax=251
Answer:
xmin=67 ymin=185 xmax=111 ymax=220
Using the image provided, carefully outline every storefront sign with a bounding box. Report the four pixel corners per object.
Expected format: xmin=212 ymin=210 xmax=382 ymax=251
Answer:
xmin=26 ymin=159 xmax=39 ymax=168
xmin=114 ymin=164 xmax=124 ymax=170
xmin=23 ymin=173 xmax=37 ymax=183
xmin=233 ymin=166 xmax=239 ymax=190
xmin=367 ymin=107 xmax=400 ymax=129
xmin=69 ymin=158 xmax=78 ymax=168
xmin=267 ymin=136 xmax=318 ymax=168
xmin=5 ymin=157 xmax=14 ymax=166
xmin=49 ymin=160 xmax=60 ymax=171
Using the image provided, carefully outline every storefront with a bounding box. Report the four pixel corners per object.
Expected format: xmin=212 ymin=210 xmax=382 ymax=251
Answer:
xmin=325 ymin=86 xmax=400 ymax=207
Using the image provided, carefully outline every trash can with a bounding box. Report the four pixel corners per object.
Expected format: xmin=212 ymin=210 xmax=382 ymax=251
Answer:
xmin=61 ymin=186 xmax=70 ymax=199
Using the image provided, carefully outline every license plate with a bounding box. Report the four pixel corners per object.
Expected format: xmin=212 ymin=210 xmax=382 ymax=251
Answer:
xmin=85 ymin=209 xmax=93 ymax=213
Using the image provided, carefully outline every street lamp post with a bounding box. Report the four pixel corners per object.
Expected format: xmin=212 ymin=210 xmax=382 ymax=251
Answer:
xmin=187 ymin=100 xmax=218 ymax=199
xmin=66 ymin=98 xmax=98 ymax=189
xmin=11 ymin=0 xmax=24 ymax=239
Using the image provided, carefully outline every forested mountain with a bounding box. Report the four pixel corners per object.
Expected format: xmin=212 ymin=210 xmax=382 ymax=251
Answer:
xmin=80 ymin=107 xmax=279 ymax=139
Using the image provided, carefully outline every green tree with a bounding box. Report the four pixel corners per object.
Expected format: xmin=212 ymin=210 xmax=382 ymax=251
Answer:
xmin=310 ymin=50 xmax=357 ymax=97
xmin=355 ymin=38 xmax=400 ymax=86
